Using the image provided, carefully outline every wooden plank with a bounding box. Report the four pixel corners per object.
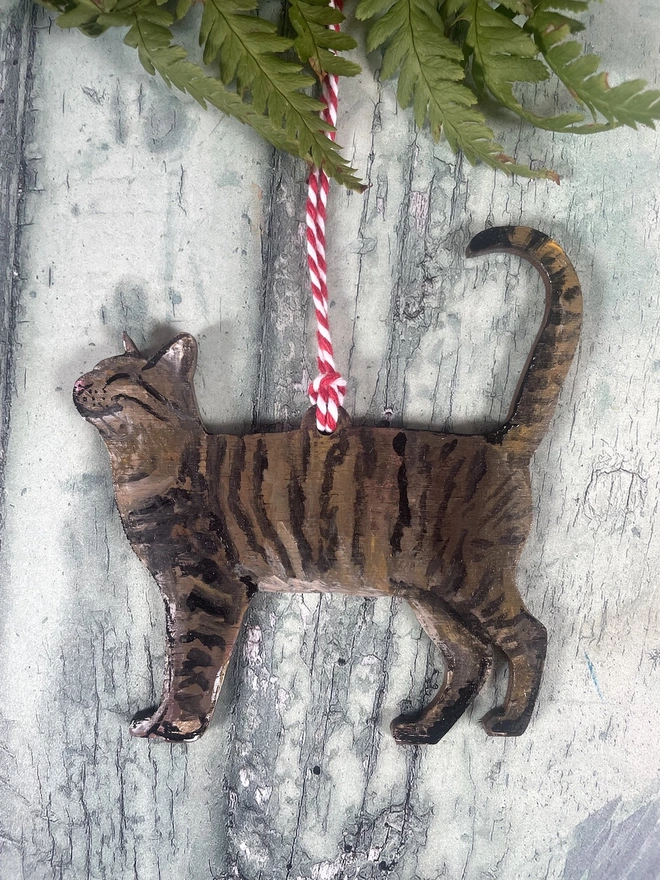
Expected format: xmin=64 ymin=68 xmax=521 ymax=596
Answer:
xmin=0 ymin=0 xmax=33 ymax=503
xmin=2 ymin=1 xmax=660 ymax=878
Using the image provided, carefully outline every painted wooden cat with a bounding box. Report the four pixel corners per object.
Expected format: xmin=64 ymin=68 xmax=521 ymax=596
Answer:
xmin=73 ymin=226 xmax=582 ymax=745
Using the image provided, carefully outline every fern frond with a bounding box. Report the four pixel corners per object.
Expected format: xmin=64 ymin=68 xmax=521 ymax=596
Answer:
xmin=34 ymin=0 xmax=73 ymax=13
xmin=175 ymin=0 xmax=192 ymax=20
xmin=461 ymin=0 xmax=585 ymax=131
xmin=496 ymin=0 xmax=533 ymax=15
xmin=53 ymin=0 xmax=112 ymax=35
xmin=528 ymin=0 xmax=590 ymax=13
xmin=39 ymin=0 xmax=660 ymax=187
xmin=53 ymin=0 xmax=363 ymax=188
xmin=198 ymin=0 xmax=362 ymax=183
xmin=440 ymin=0 xmax=469 ymax=17
xmin=288 ymin=0 xmax=360 ymax=78
xmin=200 ymin=0 xmax=295 ymax=86
xmin=529 ymin=2 xmax=660 ymax=131
xmin=357 ymin=0 xmax=558 ymax=180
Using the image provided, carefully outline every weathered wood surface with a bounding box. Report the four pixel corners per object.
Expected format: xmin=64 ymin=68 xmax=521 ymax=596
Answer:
xmin=2 ymin=1 xmax=660 ymax=878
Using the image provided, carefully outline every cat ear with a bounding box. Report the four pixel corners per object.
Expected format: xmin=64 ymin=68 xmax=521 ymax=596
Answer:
xmin=122 ymin=332 xmax=142 ymax=357
xmin=151 ymin=333 xmax=198 ymax=377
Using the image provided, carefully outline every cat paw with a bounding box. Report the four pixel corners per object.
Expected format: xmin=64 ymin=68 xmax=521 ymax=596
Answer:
xmin=130 ymin=707 xmax=208 ymax=742
xmin=390 ymin=715 xmax=443 ymax=745
xmin=130 ymin=705 xmax=164 ymax=738
xmin=481 ymin=708 xmax=530 ymax=737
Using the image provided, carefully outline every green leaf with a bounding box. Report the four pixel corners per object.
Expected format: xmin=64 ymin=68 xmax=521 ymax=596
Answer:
xmin=123 ymin=5 xmax=364 ymax=189
xmin=197 ymin=0 xmax=364 ymax=183
xmin=461 ymin=0 xmax=585 ymax=131
xmin=56 ymin=0 xmax=149 ymax=31
xmin=200 ymin=0 xmax=294 ymax=82
xmin=97 ymin=11 xmax=134 ymax=25
xmin=359 ymin=0 xmax=558 ymax=180
xmin=529 ymin=4 xmax=660 ymax=130
xmin=289 ymin=0 xmax=360 ymax=78
xmin=440 ymin=0 xmax=469 ymax=17
xmin=56 ymin=0 xmax=102 ymax=29
xmin=42 ymin=0 xmax=655 ymax=188
xmin=356 ymin=0 xmax=393 ymax=19
xmin=175 ymin=0 xmax=192 ymax=20
xmin=526 ymin=1 xmax=588 ymax=51
xmin=495 ymin=0 xmax=533 ymax=15
xmin=526 ymin=12 xmax=583 ymax=48
xmin=529 ymin=0 xmax=590 ymax=12
xmin=34 ymin=0 xmax=74 ymax=12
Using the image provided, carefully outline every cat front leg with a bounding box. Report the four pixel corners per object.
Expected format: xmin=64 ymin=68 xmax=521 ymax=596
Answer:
xmin=131 ymin=579 xmax=251 ymax=742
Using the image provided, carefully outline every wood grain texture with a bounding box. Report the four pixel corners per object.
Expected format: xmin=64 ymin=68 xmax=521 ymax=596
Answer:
xmin=2 ymin=1 xmax=660 ymax=878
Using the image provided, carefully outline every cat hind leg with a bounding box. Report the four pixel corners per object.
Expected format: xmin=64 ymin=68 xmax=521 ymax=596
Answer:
xmin=478 ymin=602 xmax=547 ymax=737
xmin=391 ymin=595 xmax=492 ymax=745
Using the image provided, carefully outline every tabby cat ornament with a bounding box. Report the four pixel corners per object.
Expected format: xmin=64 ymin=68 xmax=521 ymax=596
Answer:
xmin=73 ymin=226 xmax=582 ymax=745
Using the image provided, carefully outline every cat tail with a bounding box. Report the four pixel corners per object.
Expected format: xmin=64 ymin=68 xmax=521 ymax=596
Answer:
xmin=466 ymin=225 xmax=583 ymax=456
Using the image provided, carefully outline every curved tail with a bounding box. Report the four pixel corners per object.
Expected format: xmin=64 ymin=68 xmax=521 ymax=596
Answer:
xmin=466 ymin=226 xmax=582 ymax=455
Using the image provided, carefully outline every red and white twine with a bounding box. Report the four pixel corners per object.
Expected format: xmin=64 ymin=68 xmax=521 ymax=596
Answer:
xmin=306 ymin=0 xmax=346 ymax=433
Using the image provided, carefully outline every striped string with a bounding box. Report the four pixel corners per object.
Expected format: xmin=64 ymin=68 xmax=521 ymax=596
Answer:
xmin=305 ymin=0 xmax=346 ymax=434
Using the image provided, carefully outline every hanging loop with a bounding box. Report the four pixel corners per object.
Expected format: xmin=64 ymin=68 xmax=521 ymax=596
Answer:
xmin=308 ymin=370 xmax=347 ymax=433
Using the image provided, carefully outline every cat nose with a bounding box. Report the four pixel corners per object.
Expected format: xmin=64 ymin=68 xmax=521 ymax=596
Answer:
xmin=74 ymin=377 xmax=92 ymax=396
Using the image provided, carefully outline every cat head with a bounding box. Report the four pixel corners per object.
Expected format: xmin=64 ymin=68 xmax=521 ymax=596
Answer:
xmin=73 ymin=333 xmax=201 ymax=439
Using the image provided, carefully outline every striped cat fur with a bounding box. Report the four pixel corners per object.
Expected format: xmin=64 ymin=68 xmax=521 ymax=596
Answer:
xmin=73 ymin=226 xmax=582 ymax=745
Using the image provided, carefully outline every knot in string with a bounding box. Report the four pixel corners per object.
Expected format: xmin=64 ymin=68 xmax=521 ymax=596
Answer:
xmin=308 ymin=370 xmax=346 ymax=433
